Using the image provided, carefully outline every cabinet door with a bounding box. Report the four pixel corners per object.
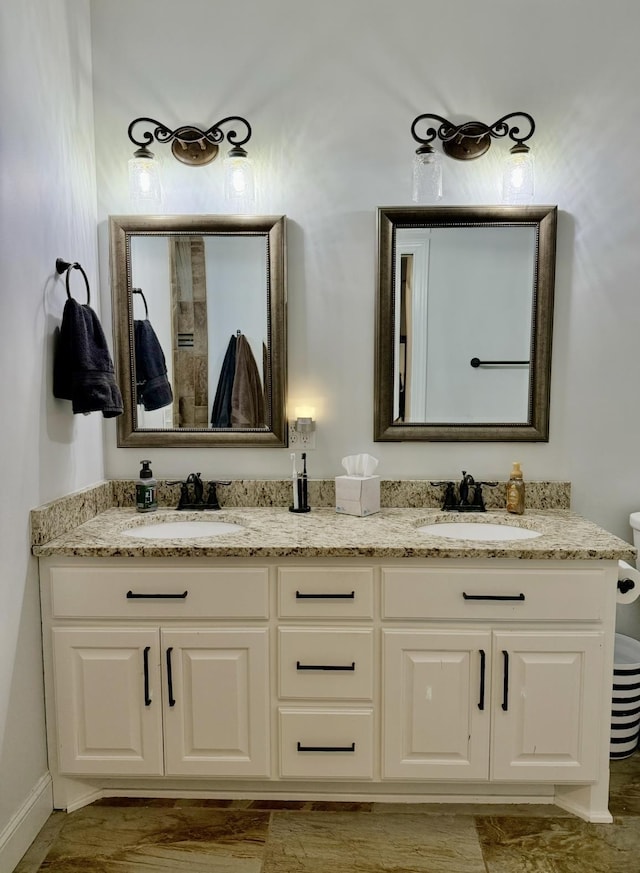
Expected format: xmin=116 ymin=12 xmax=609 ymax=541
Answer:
xmin=491 ymin=631 xmax=604 ymax=782
xmin=162 ymin=628 xmax=270 ymax=777
xmin=383 ymin=630 xmax=491 ymax=780
xmin=51 ymin=627 xmax=163 ymax=776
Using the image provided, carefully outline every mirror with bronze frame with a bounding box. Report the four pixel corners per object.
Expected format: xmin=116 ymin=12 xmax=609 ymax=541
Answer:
xmin=110 ymin=214 xmax=287 ymax=447
xmin=374 ymin=205 xmax=557 ymax=442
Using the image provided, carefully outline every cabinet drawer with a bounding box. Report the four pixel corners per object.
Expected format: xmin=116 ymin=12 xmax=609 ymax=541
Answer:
xmin=279 ymin=629 xmax=374 ymax=699
xmin=49 ymin=566 xmax=269 ymax=619
xmin=382 ymin=567 xmax=608 ymax=622
xmin=279 ymin=708 xmax=374 ymax=779
xmin=278 ymin=567 xmax=374 ymax=618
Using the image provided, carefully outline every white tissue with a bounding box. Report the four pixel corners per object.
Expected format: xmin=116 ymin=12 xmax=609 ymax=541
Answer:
xmin=341 ymin=453 xmax=379 ymax=477
xmin=618 ymin=560 xmax=640 ymax=604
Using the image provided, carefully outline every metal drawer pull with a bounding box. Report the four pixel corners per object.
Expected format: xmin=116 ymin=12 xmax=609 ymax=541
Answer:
xmin=478 ymin=649 xmax=486 ymax=711
xmin=296 ymin=661 xmax=356 ymax=671
xmin=297 ymin=742 xmax=356 ymax=752
xmin=295 ymin=590 xmax=355 ymax=599
xmin=166 ymin=647 xmax=176 ymax=707
xmin=462 ymin=592 xmax=525 ymax=602
xmin=502 ymin=650 xmax=510 ymax=711
xmin=127 ymin=590 xmax=188 ymax=599
xmin=143 ymin=646 xmax=152 ymax=706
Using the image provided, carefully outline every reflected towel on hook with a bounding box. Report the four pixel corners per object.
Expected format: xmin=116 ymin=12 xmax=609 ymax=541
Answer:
xmin=134 ymin=319 xmax=173 ymax=411
xmin=232 ymin=334 xmax=265 ymax=428
xmin=53 ymin=298 xmax=123 ymax=417
xmin=211 ymin=334 xmax=237 ymax=427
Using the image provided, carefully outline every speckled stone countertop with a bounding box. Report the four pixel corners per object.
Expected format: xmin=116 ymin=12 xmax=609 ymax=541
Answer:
xmin=31 ymin=506 xmax=635 ymax=561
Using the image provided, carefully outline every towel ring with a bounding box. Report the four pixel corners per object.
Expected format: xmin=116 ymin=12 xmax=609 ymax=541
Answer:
xmin=56 ymin=258 xmax=90 ymax=305
xmin=132 ymin=287 xmax=149 ymax=319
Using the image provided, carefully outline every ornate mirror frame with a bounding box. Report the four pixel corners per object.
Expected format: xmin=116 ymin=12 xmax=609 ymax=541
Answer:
xmin=110 ymin=214 xmax=287 ymax=447
xmin=374 ymin=205 xmax=557 ymax=442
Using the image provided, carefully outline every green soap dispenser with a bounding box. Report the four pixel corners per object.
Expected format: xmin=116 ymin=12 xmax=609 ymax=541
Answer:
xmin=506 ymin=461 xmax=525 ymax=515
xmin=136 ymin=460 xmax=158 ymax=513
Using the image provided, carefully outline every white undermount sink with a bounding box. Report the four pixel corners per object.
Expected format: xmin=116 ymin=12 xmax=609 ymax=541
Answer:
xmin=122 ymin=520 xmax=245 ymax=540
xmin=417 ymin=522 xmax=542 ymax=542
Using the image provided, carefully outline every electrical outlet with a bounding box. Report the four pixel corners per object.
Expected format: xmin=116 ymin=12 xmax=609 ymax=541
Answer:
xmin=288 ymin=422 xmax=316 ymax=449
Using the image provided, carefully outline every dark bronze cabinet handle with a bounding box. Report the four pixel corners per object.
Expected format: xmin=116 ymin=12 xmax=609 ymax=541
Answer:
xmin=463 ymin=592 xmax=525 ymax=602
xmin=296 ymin=661 xmax=355 ymax=672
xmin=502 ymin=650 xmax=510 ymax=711
xmin=478 ymin=649 xmax=486 ymax=711
xmin=143 ymin=646 xmax=152 ymax=706
xmin=166 ymin=647 xmax=176 ymax=707
xmin=296 ymin=742 xmax=356 ymax=752
xmin=127 ymin=590 xmax=188 ymax=599
xmin=295 ymin=591 xmax=355 ymax=599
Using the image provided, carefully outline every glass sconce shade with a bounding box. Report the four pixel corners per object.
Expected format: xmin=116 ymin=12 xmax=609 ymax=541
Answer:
xmin=223 ymin=146 xmax=256 ymax=213
xmin=502 ymin=145 xmax=534 ymax=204
xmin=128 ymin=147 xmax=162 ymax=208
xmin=412 ymin=146 xmax=443 ymax=203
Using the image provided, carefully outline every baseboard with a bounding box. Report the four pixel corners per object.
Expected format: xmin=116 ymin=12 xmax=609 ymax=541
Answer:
xmin=0 ymin=773 xmax=53 ymax=873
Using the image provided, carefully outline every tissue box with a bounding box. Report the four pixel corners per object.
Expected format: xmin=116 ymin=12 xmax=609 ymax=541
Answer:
xmin=335 ymin=475 xmax=380 ymax=517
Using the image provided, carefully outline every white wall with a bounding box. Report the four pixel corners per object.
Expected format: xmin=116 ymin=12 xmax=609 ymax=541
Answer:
xmin=91 ymin=0 xmax=640 ymax=537
xmin=0 ymin=0 xmax=102 ymax=866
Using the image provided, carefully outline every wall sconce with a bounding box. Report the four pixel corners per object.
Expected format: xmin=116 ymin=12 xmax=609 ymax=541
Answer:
xmin=289 ymin=406 xmax=316 ymax=448
xmin=127 ymin=116 xmax=256 ymax=211
xmin=410 ymin=112 xmax=536 ymax=204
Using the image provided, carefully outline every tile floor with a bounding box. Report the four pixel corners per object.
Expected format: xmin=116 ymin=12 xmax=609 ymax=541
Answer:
xmin=13 ymin=754 xmax=640 ymax=873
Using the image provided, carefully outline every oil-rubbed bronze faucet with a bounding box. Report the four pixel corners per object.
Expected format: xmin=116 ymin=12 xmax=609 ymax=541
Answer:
xmin=168 ymin=473 xmax=231 ymax=510
xmin=431 ymin=472 xmax=497 ymax=512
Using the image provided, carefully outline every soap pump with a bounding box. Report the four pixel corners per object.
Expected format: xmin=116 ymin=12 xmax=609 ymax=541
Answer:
xmin=506 ymin=461 xmax=525 ymax=515
xmin=136 ymin=460 xmax=158 ymax=513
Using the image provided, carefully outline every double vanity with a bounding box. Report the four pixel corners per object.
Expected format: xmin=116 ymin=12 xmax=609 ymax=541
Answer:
xmin=32 ymin=486 xmax=635 ymax=824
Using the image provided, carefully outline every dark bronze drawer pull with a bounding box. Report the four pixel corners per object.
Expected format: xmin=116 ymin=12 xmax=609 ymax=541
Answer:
xmin=127 ymin=590 xmax=188 ymax=599
xmin=462 ymin=592 xmax=525 ymax=602
xmin=166 ymin=647 xmax=176 ymax=707
xmin=296 ymin=661 xmax=356 ymax=672
xmin=502 ymin=650 xmax=510 ymax=711
xmin=296 ymin=742 xmax=356 ymax=752
xmin=143 ymin=646 xmax=152 ymax=706
xmin=295 ymin=591 xmax=355 ymax=599
xmin=478 ymin=649 xmax=486 ymax=711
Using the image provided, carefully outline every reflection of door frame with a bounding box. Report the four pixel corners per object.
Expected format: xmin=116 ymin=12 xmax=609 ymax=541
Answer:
xmin=170 ymin=238 xmax=209 ymax=428
xmin=394 ymin=231 xmax=430 ymax=421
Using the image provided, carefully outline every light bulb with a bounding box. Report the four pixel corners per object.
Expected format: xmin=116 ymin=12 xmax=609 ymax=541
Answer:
xmin=502 ymin=146 xmax=534 ymax=204
xmin=223 ymin=147 xmax=255 ymax=213
xmin=412 ymin=146 xmax=443 ymax=203
xmin=128 ymin=147 xmax=162 ymax=210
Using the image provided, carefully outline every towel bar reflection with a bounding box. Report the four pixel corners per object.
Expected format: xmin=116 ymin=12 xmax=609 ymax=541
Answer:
xmin=56 ymin=258 xmax=90 ymax=305
xmin=132 ymin=287 xmax=149 ymax=319
xmin=470 ymin=357 xmax=529 ymax=368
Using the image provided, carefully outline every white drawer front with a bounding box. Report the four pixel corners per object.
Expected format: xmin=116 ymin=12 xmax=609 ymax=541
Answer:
xmin=382 ymin=567 xmax=608 ymax=622
xmin=278 ymin=567 xmax=374 ymax=618
xmin=279 ymin=708 xmax=374 ymax=779
xmin=50 ymin=566 xmax=269 ymax=619
xmin=279 ymin=628 xmax=374 ymax=699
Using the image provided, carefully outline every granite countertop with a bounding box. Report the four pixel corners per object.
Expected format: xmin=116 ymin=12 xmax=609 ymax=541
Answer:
xmin=31 ymin=506 xmax=636 ymax=561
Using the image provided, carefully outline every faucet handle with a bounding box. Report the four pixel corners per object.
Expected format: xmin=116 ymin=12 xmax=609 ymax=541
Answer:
xmin=430 ymin=481 xmax=457 ymax=511
xmin=205 ymin=480 xmax=231 ymax=510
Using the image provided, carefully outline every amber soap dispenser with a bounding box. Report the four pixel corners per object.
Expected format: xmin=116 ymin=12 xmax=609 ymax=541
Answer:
xmin=506 ymin=461 xmax=525 ymax=515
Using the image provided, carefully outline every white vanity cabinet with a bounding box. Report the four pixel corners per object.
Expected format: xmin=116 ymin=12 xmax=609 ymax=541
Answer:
xmin=44 ymin=562 xmax=271 ymax=786
xmin=276 ymin=566 xmax=375 ymax=780
xmin=38 ymin=555 xmax=618 ymax=822
xmin=382 ymin=566 xmax=608 ymax=786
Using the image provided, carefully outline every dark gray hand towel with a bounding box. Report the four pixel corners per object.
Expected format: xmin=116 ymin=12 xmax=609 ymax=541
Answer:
xmin=134 ymin=319 xmax=173 ymax=411
xmin=211 ymin=334 xmax=237 ymax=427
xmin=53 ymin=298 xmax=123 ymax=417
